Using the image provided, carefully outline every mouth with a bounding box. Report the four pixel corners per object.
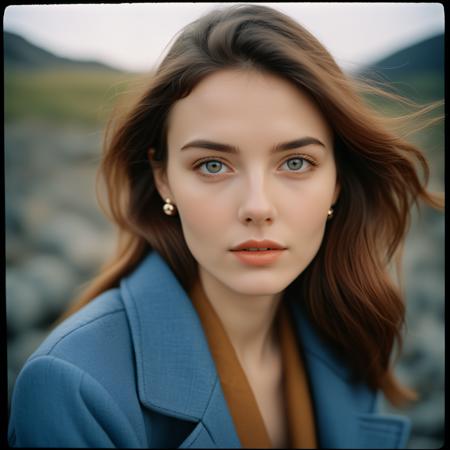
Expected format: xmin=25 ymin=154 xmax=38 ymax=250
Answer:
xmin=230 ymin=239 xmax=287 ymax=252
xmin=229 ymin=240 xmax=286 ymax=266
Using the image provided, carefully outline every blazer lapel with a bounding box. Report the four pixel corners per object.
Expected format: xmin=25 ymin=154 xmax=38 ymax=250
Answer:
xmin=287 ymin=297 xmax=411 ymax=449
xmin=120 ymin=251 xmax=240 ymax=448
xmin=120 ymin=249 xmax=410 ymax=449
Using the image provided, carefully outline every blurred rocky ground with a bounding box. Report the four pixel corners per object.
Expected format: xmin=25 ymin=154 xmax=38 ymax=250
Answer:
xmin=6 ymin=119 xmax=117 ymax=407
xmin=379 ymin=204 xmax=444 ymax=449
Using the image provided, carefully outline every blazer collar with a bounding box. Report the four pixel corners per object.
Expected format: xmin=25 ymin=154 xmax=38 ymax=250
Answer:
xmin=120 ymin=250 xmax=410 ymax=449
xmin=120 ymin=250 xmax=219 ymax=418
xmin=120 ymin=250 xmax=240 ymax=447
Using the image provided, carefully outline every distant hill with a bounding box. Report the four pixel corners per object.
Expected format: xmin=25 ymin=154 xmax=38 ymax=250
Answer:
xmin=355 ymin=33 xmax=444 ymax=101
xmin=360 ymin=33 xmax=444 ymax=78
xmin=4 ymin=31 xmax=123 ymax=72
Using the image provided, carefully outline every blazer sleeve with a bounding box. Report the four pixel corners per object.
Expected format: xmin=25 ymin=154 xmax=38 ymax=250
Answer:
xmin=8 ymin=355 xmax=142 ymax=448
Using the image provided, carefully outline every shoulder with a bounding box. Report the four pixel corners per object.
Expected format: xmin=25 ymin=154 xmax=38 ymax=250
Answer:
xmin=30 ymin=288 xmax=128 ymax=366
xmin=8 ymin=288 xmax=147 ymax=447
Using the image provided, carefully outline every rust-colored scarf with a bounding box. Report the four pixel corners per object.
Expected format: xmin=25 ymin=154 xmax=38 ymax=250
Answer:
xmin=189 ymin=280 xmax=317 ymax=449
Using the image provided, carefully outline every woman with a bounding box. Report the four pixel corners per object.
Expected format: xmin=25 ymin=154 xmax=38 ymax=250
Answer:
xmin=8 ymin=4 xmax=443 ymax=448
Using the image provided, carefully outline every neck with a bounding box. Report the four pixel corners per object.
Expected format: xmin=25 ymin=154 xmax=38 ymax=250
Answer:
xmin=196 ymin=268 xmax=283 ymax=371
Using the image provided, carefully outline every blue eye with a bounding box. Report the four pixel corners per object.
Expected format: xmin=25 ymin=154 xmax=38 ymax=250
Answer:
xmin=197 ymin=159 xmax=230 ymax=175
xmin=280 ymin=157 xmax=312 ymax=172
xmin=195 ymin=155 xmax=315 ymax=178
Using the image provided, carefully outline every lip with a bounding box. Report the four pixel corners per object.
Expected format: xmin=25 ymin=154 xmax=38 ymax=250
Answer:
xmin=230 ymin=239 xmax=287 ymax=267
xmin=230 ymin=239 xmax=286 ymax=251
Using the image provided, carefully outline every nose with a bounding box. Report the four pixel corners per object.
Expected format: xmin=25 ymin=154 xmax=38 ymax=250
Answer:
xmin=237 ymin=174 xmax=277 ymax=225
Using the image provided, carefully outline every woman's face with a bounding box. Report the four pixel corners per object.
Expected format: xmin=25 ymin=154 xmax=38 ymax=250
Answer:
xmin=152 ymin=68 xmax=339 ymax=297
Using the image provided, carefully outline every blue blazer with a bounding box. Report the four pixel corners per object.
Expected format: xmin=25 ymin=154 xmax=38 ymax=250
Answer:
xmin=8 ymin=250 xmax=411 ymax=448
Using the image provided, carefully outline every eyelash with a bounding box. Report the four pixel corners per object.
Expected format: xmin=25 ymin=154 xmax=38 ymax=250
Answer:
xmin=193 ymin=154 xmax=317 ymax=178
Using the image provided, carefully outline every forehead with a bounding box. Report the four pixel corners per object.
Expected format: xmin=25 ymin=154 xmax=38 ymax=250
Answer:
xmin=167 ymin=68 xmax=332 ymax=147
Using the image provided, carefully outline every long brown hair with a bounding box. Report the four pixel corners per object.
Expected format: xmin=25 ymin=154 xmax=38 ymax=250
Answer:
xmin=58 ymin=4 xmax=443 ymax=406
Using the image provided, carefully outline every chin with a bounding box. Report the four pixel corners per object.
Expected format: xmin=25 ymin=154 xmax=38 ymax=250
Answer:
xmin=197 ymin=255 xmax=303 ymax=297
xmin=223 ymin=273 xmax=293 ymax=297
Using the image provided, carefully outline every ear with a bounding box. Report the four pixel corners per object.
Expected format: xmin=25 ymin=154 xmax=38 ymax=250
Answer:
xmin=148 ymin=148 xmax=174 ymax=202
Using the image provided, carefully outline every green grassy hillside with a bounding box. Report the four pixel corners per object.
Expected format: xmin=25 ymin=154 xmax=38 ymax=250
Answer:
xmin=4 ymin=68 xmax=145 ymax=126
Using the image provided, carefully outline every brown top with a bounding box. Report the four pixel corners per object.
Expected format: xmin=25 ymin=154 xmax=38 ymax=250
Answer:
xmin=189 ymin=280 xmax=317 ymax=449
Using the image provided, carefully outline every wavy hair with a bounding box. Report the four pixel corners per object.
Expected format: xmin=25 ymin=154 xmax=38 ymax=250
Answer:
xmin=58 ymin=4 xmax=443 ymax=406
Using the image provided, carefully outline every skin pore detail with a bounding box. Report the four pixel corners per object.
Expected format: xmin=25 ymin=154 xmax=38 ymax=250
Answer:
xmin=150 ymin=68 xmax=340 ymax=372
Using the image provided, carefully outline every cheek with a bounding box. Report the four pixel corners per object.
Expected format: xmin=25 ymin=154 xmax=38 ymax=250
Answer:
xmin=178 ymin=200 xmax=229 ymax=238
xmin=283 ymin=177 xmax=334 ymax=238
xmin=171 ymin=177 xmax=232 ymax=241
xmin=290 ymin=195 xmax=328 ymax=228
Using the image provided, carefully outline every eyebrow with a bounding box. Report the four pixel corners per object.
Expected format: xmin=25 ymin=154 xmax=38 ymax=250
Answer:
xmin=179 ymin=136 xmax=326 ymax=153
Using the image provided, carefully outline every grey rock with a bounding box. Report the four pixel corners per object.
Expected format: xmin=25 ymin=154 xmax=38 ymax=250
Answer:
xmin=407 ymin=436 xmax=444 ymax=449
xmin=5 ymin=121 xmax=102 ymax=165
xmin=6 ymin=268 xmax=48 ymax=333
xmin=7 ymin=328 xmax=49 ymax=374
xmin=21 ymin=205 xmax=114 ymax=273
xmin=406 ymin=315 xmax=444 ymax=379
xmin=21 ymin=254 xmax=79 ymax=313
xmin=408 ymin=390 xmax=444 ymax=438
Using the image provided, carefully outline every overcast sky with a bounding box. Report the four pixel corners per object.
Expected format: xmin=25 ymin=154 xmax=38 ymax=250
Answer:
xmin=3 ymin=2 xmax=445 ymax=73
